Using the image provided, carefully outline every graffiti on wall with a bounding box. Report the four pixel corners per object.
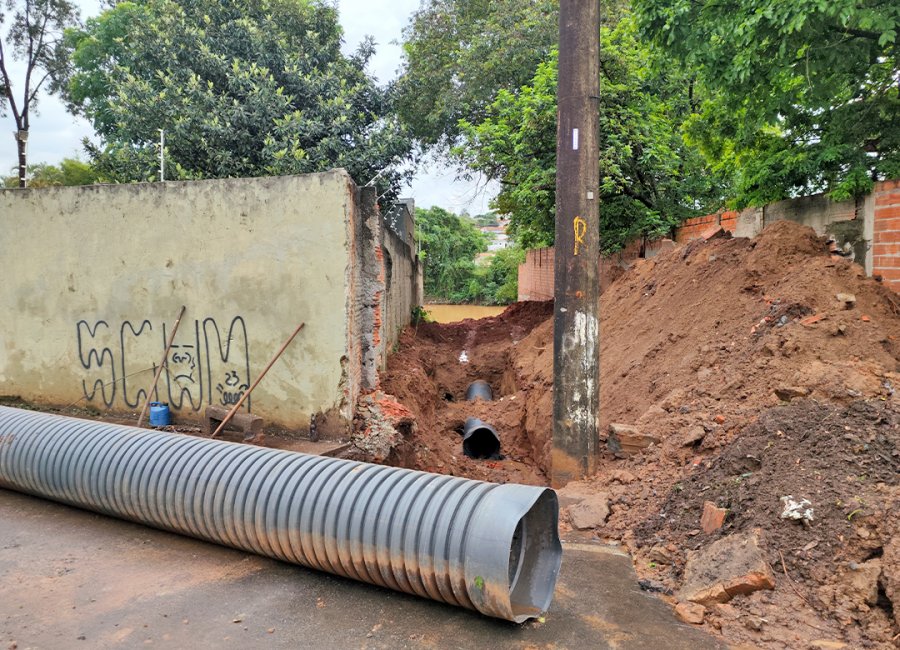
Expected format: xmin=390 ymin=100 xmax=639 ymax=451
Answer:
xmin=75 ymin=316 xmax=251 ymax=412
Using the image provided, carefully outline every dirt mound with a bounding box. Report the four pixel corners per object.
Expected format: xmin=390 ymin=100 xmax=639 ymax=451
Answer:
xmin=634 ymin=400 xmax=899 ymax=647
xmin=366 ymin=220 xmax=900 ymax=647
xmin=597 ymin=220 xmax=900 ymax=431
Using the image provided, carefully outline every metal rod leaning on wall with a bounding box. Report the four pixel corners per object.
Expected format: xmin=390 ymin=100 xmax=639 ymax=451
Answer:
xmin=0 ymin=406 xmax=563 ymax=622
xmin=211 ymin=322 xmax=306 ymax=438
xmin=137 ymin=305 xmax=187 ymax=428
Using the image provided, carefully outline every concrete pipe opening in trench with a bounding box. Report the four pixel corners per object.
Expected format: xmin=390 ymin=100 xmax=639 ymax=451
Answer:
xmin=462 ymin=417 xmax=500 ymax=459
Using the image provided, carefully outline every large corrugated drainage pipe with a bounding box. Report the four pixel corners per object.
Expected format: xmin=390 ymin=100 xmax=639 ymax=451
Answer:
xmin=0 ymin=407 xmax=562 ymax=622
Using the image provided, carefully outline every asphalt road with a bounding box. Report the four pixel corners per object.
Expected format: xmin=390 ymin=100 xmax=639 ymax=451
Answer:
xmin=0 ymin=489 xmax=724 ymax=649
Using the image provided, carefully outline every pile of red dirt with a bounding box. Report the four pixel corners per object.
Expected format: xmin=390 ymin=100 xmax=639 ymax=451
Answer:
xmin=362 ymin=220 xmax=900 ymax=648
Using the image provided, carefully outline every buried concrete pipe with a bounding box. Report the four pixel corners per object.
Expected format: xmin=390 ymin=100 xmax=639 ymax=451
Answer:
xmin=465 ymin=380 xmax=493 ymax=402
xmin=462 ymin=417 xmax=502 ymax=459
xmin=0 ymin=407 xmax=561 ymax=622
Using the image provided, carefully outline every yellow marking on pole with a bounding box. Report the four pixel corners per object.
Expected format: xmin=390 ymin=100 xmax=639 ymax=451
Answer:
xmin=573 ymin=216 xmax=587 ymax=256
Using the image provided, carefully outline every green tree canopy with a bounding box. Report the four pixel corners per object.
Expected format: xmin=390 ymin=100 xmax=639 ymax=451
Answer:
xmin=64 ymin=0 xmax=412 ymax=198
xmin=3 ymin=157 xmax=98 ymax=187
xmin=635 ymin=0 xmax=900 ymax=206
xmin=416 ymin=205 xmax=486 ymax=301
xmin=456 ymin=17 xmax=724 ymax=252
xmin=0 ymin=0 xmax=81 ymax=187
xmin=395 ymin=0 xmax=558 ymax=150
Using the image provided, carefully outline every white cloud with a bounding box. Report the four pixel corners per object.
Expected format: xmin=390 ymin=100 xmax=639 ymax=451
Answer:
xmin=0 ymin=0 xmax=496 ymax=213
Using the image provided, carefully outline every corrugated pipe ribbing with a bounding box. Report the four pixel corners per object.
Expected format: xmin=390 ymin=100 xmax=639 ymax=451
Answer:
xmin=0 ymin=407 xmax=562 ymax=622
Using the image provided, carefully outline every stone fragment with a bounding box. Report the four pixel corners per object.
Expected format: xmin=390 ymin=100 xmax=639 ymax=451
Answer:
xmin=647 ymin=545 xmax=674 ymax=564
xmin=674 ymin=602 xmax=705 ymax=625
xmin=701 ymin=226 xmax=727 ymax=241
xmin=780 ymin=495 xmax=814 ymax=522
xmin=835 ymin=293 xmax=856 ymax=309
xmin=568 ymin=493 xmax=610 ymax=530
xmin=678 ymin=529 xmax=776 ymax=605
xmin=809 ymin=641 xmax=848 ymax=650
xmin=700 ymin=501 xmax=727 ymax=534
xmin=607 ymin=423 xmax=661 ymax=458
xmin=609 ymin=469 xmax=637 ymax=484
xmin=842 ymin=559 xmax=882 ymax=607
xmin=800 ymin=313 xmax=826 ymax=326
xmin=774 ymin=386 xmax=810 ymax=401
xmin=883 ymin=533 xmax=900 ymax=628
xmin=681 ymin=426 xmax=706 ymax=447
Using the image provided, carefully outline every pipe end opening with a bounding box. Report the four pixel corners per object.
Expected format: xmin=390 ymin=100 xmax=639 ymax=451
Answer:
xmin=507 ymin=489 xmax=562 ymax=622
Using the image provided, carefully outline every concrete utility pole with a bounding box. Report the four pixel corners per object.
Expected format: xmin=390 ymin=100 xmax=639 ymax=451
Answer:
xmin=551 ymin=0 xmax=600 ymax=487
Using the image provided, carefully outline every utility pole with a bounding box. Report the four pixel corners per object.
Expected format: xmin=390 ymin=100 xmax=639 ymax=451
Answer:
xmin=159 ymin=129 xmax=166 ymax=182
xmin=552 ymin=0 xmax=600 ymax=488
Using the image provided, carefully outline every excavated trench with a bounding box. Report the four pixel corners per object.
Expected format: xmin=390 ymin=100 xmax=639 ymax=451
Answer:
xmin=378 ymin=301 xmax=556 ymax=486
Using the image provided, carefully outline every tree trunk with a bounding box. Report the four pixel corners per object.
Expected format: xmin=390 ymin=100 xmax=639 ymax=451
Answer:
xmin=16 ymin=132 xmax=27 ymax=189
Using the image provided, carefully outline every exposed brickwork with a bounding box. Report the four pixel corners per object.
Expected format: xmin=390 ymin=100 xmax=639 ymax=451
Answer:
xmin=675 ymin=211 xmax=738 ymax=244
xmin=872 ymin=180 xmax=900 ymax=292
xmin=518 ymin=247 xmax=556 ymax=301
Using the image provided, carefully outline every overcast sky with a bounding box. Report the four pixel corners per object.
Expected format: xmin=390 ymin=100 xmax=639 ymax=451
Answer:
xmin=0 ymin=0 xmax=495 ymax=213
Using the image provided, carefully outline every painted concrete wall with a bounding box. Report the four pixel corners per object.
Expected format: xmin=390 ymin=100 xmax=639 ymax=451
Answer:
xmin=0 ymin=172 xmax=363 ymax=432
xmin=382 ymin=225 xmax=423 ymax=358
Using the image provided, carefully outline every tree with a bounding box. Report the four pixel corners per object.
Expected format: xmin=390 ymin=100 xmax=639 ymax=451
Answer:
xmin=395 ymin=0 xmax=558 ymax=150
xmin=634 ymin=0 xmax=900 ymax=205
xmin=456 ymin=17 xmax=724 ymax=252
xmin=3 ymin=156 xmax=97 ymax=187
xmin=64 ymin=0 xmax=412 ymax=200
xmin=0 ymin=0 xmax=80 ymax=188
xmin=465 ymin=245 xmax=525 ymax=305
xmin=415 ymin=205 xmax=486 ymax=301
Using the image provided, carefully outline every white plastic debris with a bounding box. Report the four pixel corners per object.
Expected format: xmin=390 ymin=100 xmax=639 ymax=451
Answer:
xmin=458 ymin=351 xmax=469 ymax=364
xmin=780 ymin=496 xmax=814 ymax=522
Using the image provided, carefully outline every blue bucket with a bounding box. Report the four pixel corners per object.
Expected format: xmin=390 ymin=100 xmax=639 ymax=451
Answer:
xmin=149 ymin=402 xmax=171 ymax=427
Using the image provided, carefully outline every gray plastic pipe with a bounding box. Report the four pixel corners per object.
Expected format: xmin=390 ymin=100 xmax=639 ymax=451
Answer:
xmin=465 ymin=380 xmax=494 ymax=402
xmin=0 ymin=406 xmax=562 ymax=622
xmin=462 ymin=417 xmax=502 ymax=459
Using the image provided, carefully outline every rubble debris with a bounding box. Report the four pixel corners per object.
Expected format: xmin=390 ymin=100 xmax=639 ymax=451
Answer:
xmin=351 ymin=392 xmax=415 ymax=462
xmin=779 ymin=496 xmax=814 ymax=523
xmin=773 ymin=386 xmax=810 ymax=401
xmin=567 ymin=493 xmax=610 ymax=530
xmin=674 ymin=602 xmax=706 ymax=625
xmin=678 ymin=529 xmax=776 ymax=605
xmin=835 ymin=293 xmax=857 ymax=309
xmin=607 ymin=423 xmax=661 ymax=458
xmin=700 ymin=501 xmax=727 ymax=534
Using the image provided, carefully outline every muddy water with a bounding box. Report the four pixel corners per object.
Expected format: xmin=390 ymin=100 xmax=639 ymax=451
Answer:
xmin=425 ymin=304 xmax=507 ymax=323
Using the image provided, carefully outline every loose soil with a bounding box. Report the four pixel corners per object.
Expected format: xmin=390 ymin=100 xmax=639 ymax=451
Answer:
xmin=367 ymin=221 xmax=900 ymax=649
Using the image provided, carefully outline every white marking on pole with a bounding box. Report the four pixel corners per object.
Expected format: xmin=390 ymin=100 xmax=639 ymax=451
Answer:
xmin=587 ymin=191 xmax=595 ymax=200
xmin=572 ymin=128 xmax=579 ymax=150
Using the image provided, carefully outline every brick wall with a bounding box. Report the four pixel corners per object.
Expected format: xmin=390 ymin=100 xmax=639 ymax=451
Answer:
xmin=675 ymin=211 xmax=738 ymax=243
xmin=517 ymin=238 xmax=673 ymax=301
xmin=872 ymin=180 xmax=900 ymax=291
xmin=518 ymin=247 xmax=556 ymax=301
